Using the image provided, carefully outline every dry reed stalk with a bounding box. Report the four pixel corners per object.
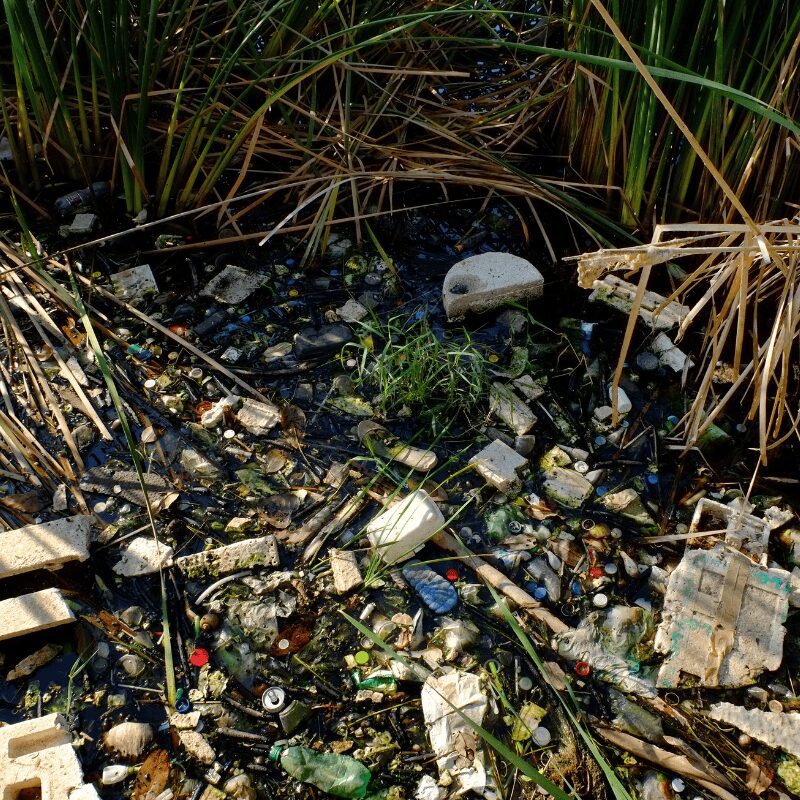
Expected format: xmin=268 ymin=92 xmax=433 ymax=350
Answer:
xmin=574 ymin=221 xmax=800 ymax=463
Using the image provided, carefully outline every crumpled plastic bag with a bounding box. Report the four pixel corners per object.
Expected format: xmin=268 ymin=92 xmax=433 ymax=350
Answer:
xmin=421 ymin=669 xmax=497 ymax=799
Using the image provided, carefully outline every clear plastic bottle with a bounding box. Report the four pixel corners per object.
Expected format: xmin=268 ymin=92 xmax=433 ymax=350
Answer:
xmin=270 ymin=745 xmax=371 ymax=798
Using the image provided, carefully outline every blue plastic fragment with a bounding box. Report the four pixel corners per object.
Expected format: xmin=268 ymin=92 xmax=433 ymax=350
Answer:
xmin=570 ymin=580 xmax=583 ymax=596
xmin=596 ymin=485 xmax=609 ymax=496
xmin=401 ymin=560 xmax=458 ymax=614
xmin=175 ymin=696 xmax=191 ymax=713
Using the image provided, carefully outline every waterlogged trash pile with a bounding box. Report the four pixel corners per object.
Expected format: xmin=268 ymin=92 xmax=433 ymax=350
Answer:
xmin=0 ymin=225 xmax=799 ymax=800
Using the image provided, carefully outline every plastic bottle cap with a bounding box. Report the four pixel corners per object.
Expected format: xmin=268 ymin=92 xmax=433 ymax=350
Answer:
xmin=223 ymin=429 xmax=236 ymax=439
xmin=588 ymin=566 xmax=603 ymax=579
xmin=518 ymin=677 xmax=533 ymax=691
xmin=261 ymin=686 xmax=287 ymax=712
xmin=671 ymin=778 xmax=685 ymax=793
xmin=175 ymin=697 xmax=191 ymax=713
xmin=276 ymin=638 xmax=291 ymax=652
xmin=354 ymin=651 xmax=370 ymax=665
xmin=533 ymin=586 xmax=548 ymax=601
xmin=144 ymin=379 xmax=156 ymax=389
xmin=445 ymin=568 xmax=460 ymax=582
xmin=573 ymin=461 xmax=589 ymax=474
xmin=574 ymin=661 xmax=591 ymax=677
xmin=189 ymin=648 xmax=209 ymax=667
xmin=604 ymin=563 xmax=618 ymax=575
xmin=646 ymin=473 xmax=659 ymax=485
xmin=570 ymin=581 xmax=582 ymax=596
xmin=507 ymin=521 xmax=523 ymax=534
xmin=768 ymin=699 xmax=783 ymax=713
xmin=532 ymin=726 xmax=551 ymax=746
xmin=592 ymin=593 xmax=608 ymax=608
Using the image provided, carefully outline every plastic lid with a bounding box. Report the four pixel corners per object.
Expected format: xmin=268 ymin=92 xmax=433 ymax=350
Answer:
xmin=269 ymin=745 xmax=284 ymax=761
xmin=354 ymin=651 xmax=370 ymax=665
xmin=532 ymin=726 xmax=551 ymax=746
xmin=445 ymin=567 xmax=460 ymax=582
xmin=189 ymin=647 xmax=209 ymax=667
xmin=533 ymin=586 xmax=548 ymax=601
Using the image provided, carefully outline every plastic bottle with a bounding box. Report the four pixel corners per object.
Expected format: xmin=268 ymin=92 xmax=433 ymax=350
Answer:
xmin=270 ymin=745 xmax=371 ymax=798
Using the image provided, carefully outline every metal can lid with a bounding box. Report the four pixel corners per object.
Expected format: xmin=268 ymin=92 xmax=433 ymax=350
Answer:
xmin=262 ymin=686 xmax=287 ymax=712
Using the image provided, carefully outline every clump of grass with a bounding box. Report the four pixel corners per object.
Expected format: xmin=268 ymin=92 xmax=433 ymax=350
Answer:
xmin=347 ymin=316 xmax=492 ymax=433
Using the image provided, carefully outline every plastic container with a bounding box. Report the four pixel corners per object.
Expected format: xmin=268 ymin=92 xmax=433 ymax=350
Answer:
xmin=270 ymin=745 xmax=371 ymax=798
xmin=365 ymin=489 xmax=444 ymax=565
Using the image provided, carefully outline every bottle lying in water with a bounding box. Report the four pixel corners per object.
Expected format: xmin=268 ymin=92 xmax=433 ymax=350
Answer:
xmin=270 ymin=745 xmax=371 ymax=798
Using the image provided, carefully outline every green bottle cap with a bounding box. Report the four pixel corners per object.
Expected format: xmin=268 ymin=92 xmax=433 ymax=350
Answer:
xmin=269 ymin=745 xmax=284 ymax=761
xmin=354 ymin=650 xmax=370 ymax=665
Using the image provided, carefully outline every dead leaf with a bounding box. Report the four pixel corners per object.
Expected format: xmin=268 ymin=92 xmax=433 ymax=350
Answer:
xmin=745 ymin=755 xmax=773 ymax=795
xmin=132 ymin=748 xmax=172 ymax=800
xmin=281 ymin=404 xmax=306 ymax=448
xmin=0 ymin=490 xmax=48 ymax=514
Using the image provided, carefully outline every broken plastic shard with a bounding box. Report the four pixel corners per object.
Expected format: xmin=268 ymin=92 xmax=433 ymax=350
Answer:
xmin=113 ymin=536 xmax=174 ymax=577
xmin=709 ymin=702 xmax=800 ymax=759
xmin=366 ymin=490 xmax=445 ymax=565
xmin=401 ymin=560 xmax=458 ymax=614
xmin=0 ymin=713 xmax=100 ymax=799
xmin=201 ymin=264 xmax=267 ymax=304
xmin=111 ymin=264 xmax=158 ymax=303
xmin=654 ymin=543 xmax=791 ymax=688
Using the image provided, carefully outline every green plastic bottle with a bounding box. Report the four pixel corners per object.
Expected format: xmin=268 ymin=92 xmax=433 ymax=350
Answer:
xmin=270 ymin=745 xmax=371 ymax=798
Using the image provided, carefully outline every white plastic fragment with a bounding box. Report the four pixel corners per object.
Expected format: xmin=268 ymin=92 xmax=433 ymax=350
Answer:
xmin=175 ymin=535 xmax=279 ymax=576
xmin=112 ymin=536 xmax=174 ymax=577
xmin=442 ymin=252 xmax=544 ymax=319
xmin=651 ymin=332 xmax=693 ymax=372
xmin=0 ymin=515 xmax=91 ymax=579
xmin=489 ymin=382 xmax=537 ymax=436
xmin=201 ymin=264 xmax=267 ymax=304
xmin=336 ymin=298 xmax=369 ymax=323
xmin=608 ymin=385 xmax=632 ymax=414
xmin=366 ymin=489 xmax=445 ymax=565
xmin=329 ymin=548 xmax=363 ymax=594
xmin=654 ymin=543 xmax=791 ymax=688
xmin=588 ymin=275 xmax=689 ymax=330
xmin=469 ymin=439 xmax=528 ymax=495
xmin=0 ymin=713 xmax=100 ymax=799
xmin=111 ymin=264 xmax=158 ymax=303
xmin=201 ymin=395 xmax=240 ymax=428
xmin=236 ymin=398 xmax=281 ymax=435
xmin=709 ymin=702 xmax=800 ymax=759
xmin=0 ymin=589 xmax=76 ymax=641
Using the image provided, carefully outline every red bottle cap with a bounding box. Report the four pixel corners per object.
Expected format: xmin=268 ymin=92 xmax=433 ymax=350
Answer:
xmin=189 ymin=648 xmax=210 ymax=667
xmin=445 ymin=568 xmax=459 ymax=582
xmin=575 ymin=661 xmax=591 ymax=677
xmin=588 ymin=566 xmax=604 ymax=579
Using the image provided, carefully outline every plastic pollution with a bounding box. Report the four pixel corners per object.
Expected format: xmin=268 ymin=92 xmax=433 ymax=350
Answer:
xmin=270 ymin=745 xmax=371 ymax=798
xmin=366 ymin=490 xmax=445 ymax=565
xmin=102 ymin=764 xmax=132 ymax=785
xmin=401 ymin=560 xmax=458 ymax=614
xmin=355 ymin=670 xmax=398 ymax=693
xmin=54 ymin=181 xmax=110 ymax=216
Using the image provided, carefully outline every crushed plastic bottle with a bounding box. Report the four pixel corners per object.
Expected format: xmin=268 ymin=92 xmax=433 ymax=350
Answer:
xmin=270 ymin=745 xmax=371 ymax=798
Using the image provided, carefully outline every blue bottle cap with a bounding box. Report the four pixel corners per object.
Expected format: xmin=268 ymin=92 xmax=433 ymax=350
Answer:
xmin=533 ymin=586 xmax=548 ymax=601
xmin=646 ymin=473 xmax=659 ymax=485
xmin=175 ymin=697 xmax=191 ymax=713
xmin=595 ymin=485 xmax=608 ymax=496
xmin=570 ymin=580 xmax=582 ymax=596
